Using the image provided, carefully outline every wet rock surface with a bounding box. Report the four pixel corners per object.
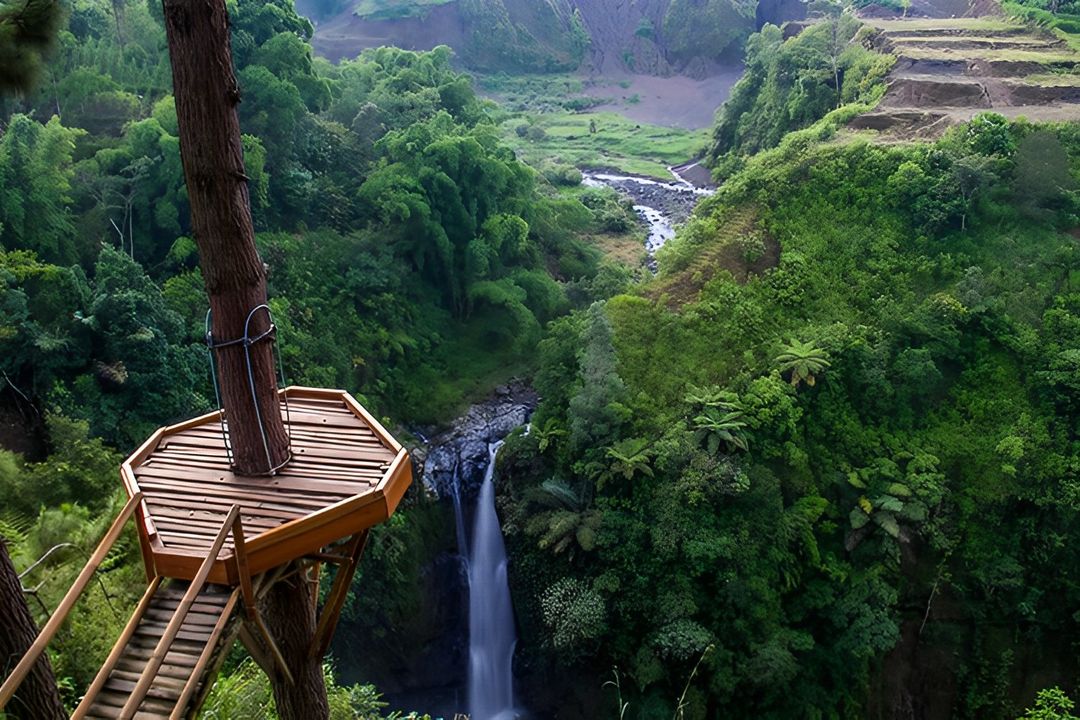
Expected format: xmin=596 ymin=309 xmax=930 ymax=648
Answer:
xmin=583 ymin=168 xmax=711 ymax=224
xmin=420 ymin=380 xmax=537 ymax=501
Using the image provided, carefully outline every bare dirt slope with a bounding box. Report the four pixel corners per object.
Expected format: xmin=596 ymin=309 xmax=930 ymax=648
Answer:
xmin=588 ymin=72 xmax=744 ymax=129
xmin=302 ymin=0 xmax=759 ymax=76
xmin=850 ymin=15 xmax=1080 ymax=138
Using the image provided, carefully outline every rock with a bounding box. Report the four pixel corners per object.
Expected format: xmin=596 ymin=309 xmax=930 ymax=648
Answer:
xmin=420 ymin=381 xmax=537 ymax=500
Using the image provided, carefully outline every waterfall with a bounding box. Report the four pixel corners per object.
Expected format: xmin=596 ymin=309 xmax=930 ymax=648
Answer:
xmin=466 ymin=441 xmax=517 ymax=720
xmin=450 ymin=463 xmax=469 ymax=574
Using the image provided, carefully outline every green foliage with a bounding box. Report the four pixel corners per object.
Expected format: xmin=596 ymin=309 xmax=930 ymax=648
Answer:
xmin=507 ymin=116 xmax=1080 ymax=716
xmin=0 ymin=0 xmax=64 ymax=92
xmin=0 ymin=414 xmax=120 ymax=515
xmin=199 ymin=660 xmax=413 ymax=719
xmin=0 ymin=3 xmax=605 ymax=425
xmin=662 ymin=0 xmax=756 ymax=63
xmin=354 ymin=0 xmax=454 ymax=21
xmin=1020 ymin=688 xmax=1080 ymax=720
xmin=774 ymin=339 xmax=831 ymax=387
xmin=540 ymin=576 xmax=608 ymax=654
xmin=0 ymin=114 xmax=84 ymax=264
xmin=567 ymin=303 xmax=629 ymax=452
xmin=456 ymin=0 xmax=588 ymax=73
xmin=709 ymin=17 xmax=894 ymax=165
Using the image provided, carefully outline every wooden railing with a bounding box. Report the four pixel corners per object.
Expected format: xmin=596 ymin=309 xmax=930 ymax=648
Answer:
xmin=0 ymin=493 xmax=144 ymax=711
xmin=73 ymin=504 xmax=293 ymax=719
xmin=115 ymin=505 xmax=240 ymax=720
xmin=3 ymin=497 xmax=343 ymax=719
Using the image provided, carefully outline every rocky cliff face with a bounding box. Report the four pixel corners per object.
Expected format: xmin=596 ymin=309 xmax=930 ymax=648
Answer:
xmin=421 ymin=381 xmax=536 ymax=501
xmin=303 ymin=0 xmax=770 ymax=77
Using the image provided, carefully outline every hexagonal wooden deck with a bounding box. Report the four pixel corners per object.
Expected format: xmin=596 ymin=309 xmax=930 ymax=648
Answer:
xmin=123 ymin=387 xmax=412 ymax=585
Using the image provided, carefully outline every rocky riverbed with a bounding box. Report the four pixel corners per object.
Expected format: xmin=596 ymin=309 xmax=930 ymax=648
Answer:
xmin=583 ymin=165 xmax=715 ymax=267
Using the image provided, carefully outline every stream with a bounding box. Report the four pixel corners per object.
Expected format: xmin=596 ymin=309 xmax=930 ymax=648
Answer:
xmin=582 ymin=164 xmax=716 ymax=267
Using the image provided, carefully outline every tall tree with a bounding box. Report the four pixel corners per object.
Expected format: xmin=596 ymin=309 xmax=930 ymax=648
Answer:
xmin=0 ymin=538 xmax=65 ymax=720
xmin=0 ymin=3 xmax=67 ymax=718
xmin=161 ymin=0 xmax=288 ymax=476
xmin=160 ymin=1 xmax=327 ymax=717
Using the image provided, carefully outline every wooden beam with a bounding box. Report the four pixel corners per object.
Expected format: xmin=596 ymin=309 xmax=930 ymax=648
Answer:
xmin=379 ymin=448 xmax=413 ymax=517
xmin=237 ymin=624 xmax=275 ymax=678
xmin=305 ymin=552 xmax=349 ymax=565
xmin=118 ymin=505 xmax=239 ymax=720
xmin=309 ymin=531 xmax=368 ymax=660
xmin=232 ymin=516 xmax=256 ymax=621
xmin=137 ymin=525 xmax=157 ymax=583
xmin=0 ymin=493 xmax=143 ymax=710
xmin=253 ymin=612 xmax=295 ymax=686
xmin=309 ymin=560 xmax=321 ymax=609
xmin=339 ymin=391 xmax=403 ymax=452
xmin=71 ymin=576 xmax=162 ymax=719
xmin=170 ymin=588 xmax=240 ymax=719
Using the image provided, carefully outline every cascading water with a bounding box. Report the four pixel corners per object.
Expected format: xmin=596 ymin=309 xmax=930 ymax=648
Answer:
xmin=466 ymin=441 xmax=517 ymax=720
xmin=415 ymin=390 xmax=533 ymax=717
xmin=582 ymin=166 xmax=715 ymax=272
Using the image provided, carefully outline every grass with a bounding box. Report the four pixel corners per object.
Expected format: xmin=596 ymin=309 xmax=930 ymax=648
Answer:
xmin=500 ymin=111 xmax=709 ymax=179
xmin=353 ymin=0 xmax=454 ymax=20
xmin=643 ymin=205 xmax=767 ymax=307
xmin=476 ymin=73 xmax=611 ymax=113
xmin=890 ymin=35 xmax=1057 ymax=45
xmin=404 ymin=320 xmax=534 ymax=424
xmin=1026 ymin=71 xmax=1080 ymax=85
xmin=898 ymin=46 xmax=1080 ymax=63
xmin=587 ymin=230 xmax=648 ymax=267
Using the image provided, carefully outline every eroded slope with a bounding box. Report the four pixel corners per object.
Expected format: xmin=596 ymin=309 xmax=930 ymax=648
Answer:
xmin=851 ymin=16 xmax=1080 ymax=137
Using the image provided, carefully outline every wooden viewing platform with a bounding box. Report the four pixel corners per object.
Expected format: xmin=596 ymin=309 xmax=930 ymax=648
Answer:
xmin=126 ymin=386 xmax=412 ymax=584
xmin=0 ymin=387 xmax=412 ymax=719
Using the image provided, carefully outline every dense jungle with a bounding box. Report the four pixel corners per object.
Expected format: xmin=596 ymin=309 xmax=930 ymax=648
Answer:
xmin=0 ymin=0 xmax=1078 ymax=718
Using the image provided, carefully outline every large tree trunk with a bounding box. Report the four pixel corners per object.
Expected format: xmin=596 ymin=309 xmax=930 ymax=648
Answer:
xmin=162 ymin=0 xmax=289 ymax=477
xmin=261 ymin=568 xmax=330 ymax=720
xmin=161 ymin=2 xmax=328 ymax=718
xmin=0 ymin=540 xmax=65 ymax=720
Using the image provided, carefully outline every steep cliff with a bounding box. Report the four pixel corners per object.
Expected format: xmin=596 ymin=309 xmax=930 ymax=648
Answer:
xmin=301 ymin=0 xmax=764 ymax=76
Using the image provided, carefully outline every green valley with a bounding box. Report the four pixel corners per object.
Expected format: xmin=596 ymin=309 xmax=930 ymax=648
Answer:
xmin=0 ymin=0 xmax=1079 ymax=718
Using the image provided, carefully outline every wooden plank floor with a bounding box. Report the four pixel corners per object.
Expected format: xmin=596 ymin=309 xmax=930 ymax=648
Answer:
xmin=135 ymin=396 xmax=398 ymax=557
xmin=82 ymin=583 xmax=236 ymax=719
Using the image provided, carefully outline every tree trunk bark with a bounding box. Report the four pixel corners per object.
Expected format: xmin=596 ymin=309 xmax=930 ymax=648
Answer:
xmin=0 ymin=540 xmax=65 ymax=720
xmin=162 ymin=0 xmax=289 ymax=477
xmin=162 ymin=2 xmax=328 ymax=717
xmin=260 ymin=567 xmax=330 ymax=720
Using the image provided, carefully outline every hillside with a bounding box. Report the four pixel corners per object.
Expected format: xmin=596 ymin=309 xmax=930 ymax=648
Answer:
xmin=851 ymin=16 xmax=1080 ymax=137
xmin=299 ymin=0 xmax=767 ymax=77
xmin=707 ymin=0 xmax=1080 ymax=168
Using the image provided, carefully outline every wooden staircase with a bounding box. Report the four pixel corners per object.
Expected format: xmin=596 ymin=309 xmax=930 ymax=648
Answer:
xmin=78 ymin=582 xmax=239 ymax=720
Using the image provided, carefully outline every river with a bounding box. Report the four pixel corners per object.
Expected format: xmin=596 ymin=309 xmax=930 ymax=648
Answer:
xmin=582 ymin=164 xmax=715 ymax=268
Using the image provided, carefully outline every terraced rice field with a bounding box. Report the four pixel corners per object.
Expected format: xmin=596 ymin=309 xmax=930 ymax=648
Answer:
xmin=850 ymin=15 xmax=1080 ymax=138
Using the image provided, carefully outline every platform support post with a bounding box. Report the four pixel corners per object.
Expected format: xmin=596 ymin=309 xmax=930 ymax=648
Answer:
xmin=309 ymin=531 xmax=368 ymax=660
